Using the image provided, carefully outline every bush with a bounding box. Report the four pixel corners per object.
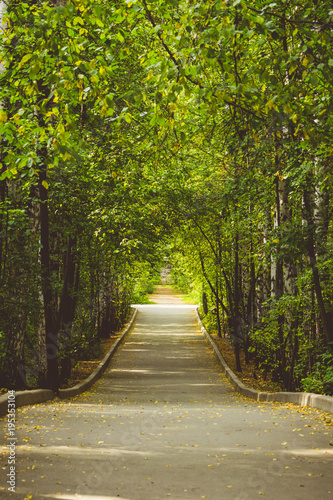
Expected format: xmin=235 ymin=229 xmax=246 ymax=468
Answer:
xmin=300 ymin=352 xmax=333 ymax=396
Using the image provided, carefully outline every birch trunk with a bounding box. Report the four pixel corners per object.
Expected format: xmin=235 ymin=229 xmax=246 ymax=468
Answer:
xmin=303 ymin=174 xmax=333 ymax=353
xmin=271 ymin=176 xmax=284 ymax=298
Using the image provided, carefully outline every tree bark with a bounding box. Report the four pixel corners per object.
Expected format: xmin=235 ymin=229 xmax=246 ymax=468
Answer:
xmin=38 ymin=154 xmax=58 ymax=391
xmin=232 ymin=232 xmax=242 ymax=372
xmin=303 ymin=176 xmax=333 ymax=353
xmin=58 ymin=236 xmax=79 ymax=382
xmin=271 ymin=176 xmax=284 ymax=299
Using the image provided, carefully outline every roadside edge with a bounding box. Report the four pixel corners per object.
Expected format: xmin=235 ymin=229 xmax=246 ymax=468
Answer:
xmin=0 ymin=307 xmax=138 ymax=416
xmin=58 ymin=307 xmax=137 ymax=398
xmin=195 ymin=307 xmax=333 ymax=415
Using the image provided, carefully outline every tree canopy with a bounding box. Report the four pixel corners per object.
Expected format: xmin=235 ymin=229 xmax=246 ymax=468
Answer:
xmin=1 ymin=0 xmax=333 ymax=395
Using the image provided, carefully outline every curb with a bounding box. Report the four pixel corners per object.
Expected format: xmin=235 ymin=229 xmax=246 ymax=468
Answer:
xmin=0 ymin=389 xmax=54 ymax=417
xmin=58 ymin=308 xmax=137 ymax=399
xmin=195 ymin=308 xmax=333 ymax=415
xmin=0 ymin=308 xmax=137 ymax=416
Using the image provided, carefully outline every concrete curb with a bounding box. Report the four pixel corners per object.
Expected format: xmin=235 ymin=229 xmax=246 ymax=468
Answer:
xmin=58 ymin=307 xmax=137 ymax=399
xmin=195 ymin=308 xmax=333 ymax=415
xmin=0 ymin=308 xmax=138 ymax=416
xmin=0 ymin=389 xmax=54 ymax=417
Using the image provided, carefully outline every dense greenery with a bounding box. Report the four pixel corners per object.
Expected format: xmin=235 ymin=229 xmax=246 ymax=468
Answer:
xmin=1 ymin=0 xmax=333 ymax=395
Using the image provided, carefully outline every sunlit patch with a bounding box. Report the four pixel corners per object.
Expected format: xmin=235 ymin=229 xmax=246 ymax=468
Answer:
xmin=0 ymin=444 xmax=158 ymax=457
xmin=289 ymin=448 xmax=333 ymax=457
xmin=43 ymin=495 xmax=132 ymax=500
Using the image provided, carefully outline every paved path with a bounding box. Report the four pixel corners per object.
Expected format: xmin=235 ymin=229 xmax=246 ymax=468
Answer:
xmin=1 ymin=289 xmax=333 ymax=499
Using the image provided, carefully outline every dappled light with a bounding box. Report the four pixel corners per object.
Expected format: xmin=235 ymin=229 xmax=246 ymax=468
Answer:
xmin=2 ymin=290 xmax=331 ymax=499
xmin=43 ymin=496 xmax=133 ymax=500
xmin=1 ymin=0 xmax=333 ymax=498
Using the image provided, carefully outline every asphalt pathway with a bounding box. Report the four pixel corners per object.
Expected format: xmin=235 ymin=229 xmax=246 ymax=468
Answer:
xmin=1 ymin=287 xmax=333 ymax=500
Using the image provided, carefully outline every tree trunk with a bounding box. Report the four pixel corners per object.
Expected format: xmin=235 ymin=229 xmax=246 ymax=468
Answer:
xmin=303 ymin=175 xmax=333 ymax=353
xmin=38 ymin=155 xmax=58 ymax=391
xmin=216 ymin=276 xmax=222 ymax=337
xmin=271 ymin=176 xmax=284 ymax=299
xmin=58 ymin=236 xmax=79 ymax=383
xmin=233 ymin=232 xmax=242 ymax=372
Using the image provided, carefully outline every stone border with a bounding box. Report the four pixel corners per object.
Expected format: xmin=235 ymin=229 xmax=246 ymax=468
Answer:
xmin=0 ymin=389 xmax=54 ymax=417
xmin=0 ymin=308 xmax=137 ymax=416
xmin=195 ymin=308 xmax=333 ymax=415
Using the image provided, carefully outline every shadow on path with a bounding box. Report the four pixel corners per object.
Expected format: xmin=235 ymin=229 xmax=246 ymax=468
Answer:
xmin=1 ymin=287 xmax=333 ymax=500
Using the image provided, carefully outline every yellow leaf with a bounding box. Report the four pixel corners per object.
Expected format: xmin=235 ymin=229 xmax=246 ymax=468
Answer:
xmin=57 ymin=122 xmax=65 ymax=135
xmin=284 ymin=103 xmax=292 ymax=115
xmin=289 ymin=64 xmax=297 ymax=75
xmin=42 ymin=180 xmax=49 ymax=190
xmin=21 ymin=53 xmax=32 ymax=65
xmin=0 ymin=109 xmax=8 ymax=123
xmin=294 ymin=123 xmax=300 ymax=136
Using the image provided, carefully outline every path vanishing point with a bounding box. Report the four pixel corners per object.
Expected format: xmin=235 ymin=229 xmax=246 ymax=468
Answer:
xmin=1 ymin=287 xmax=333 ymax=500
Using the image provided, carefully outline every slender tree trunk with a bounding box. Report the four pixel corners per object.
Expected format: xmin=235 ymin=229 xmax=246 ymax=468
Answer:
xmin=233 ymin=232 xmax=242 ymax=372
xmin=38 ymin=153 xmax=58 ymax=391
xmin=58 ymin=236 xmax=80 ymax=382
xmin=216 ymin=275 xmax=222 ymax=337
xmin=198 ymin=250 xmax=229 ymax=317
xmin=303 ymin=175 xmax=333 ymax=353
xmin=271 ymin=176 xmax=284 ymax=298
xmin=313 ymin=159 xmax=330 ymax=255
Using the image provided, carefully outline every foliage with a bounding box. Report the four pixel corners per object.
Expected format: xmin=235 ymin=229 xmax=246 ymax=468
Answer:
xmin=301 ymin=353 xmax=333 ymax=396
xmin=1 ymin=0 xmax=333 ymax=395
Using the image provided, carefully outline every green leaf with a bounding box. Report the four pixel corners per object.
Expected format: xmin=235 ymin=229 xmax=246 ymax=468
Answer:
xmin=29 ymin=62 xmax=41 ymax=79
xmin=21 ymin=53 xmax=33 ymax=65
xmin=124 ymin=113 xmax=132 ymax=123
xmin=117 ymin=32 xmax=125 ymax=43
